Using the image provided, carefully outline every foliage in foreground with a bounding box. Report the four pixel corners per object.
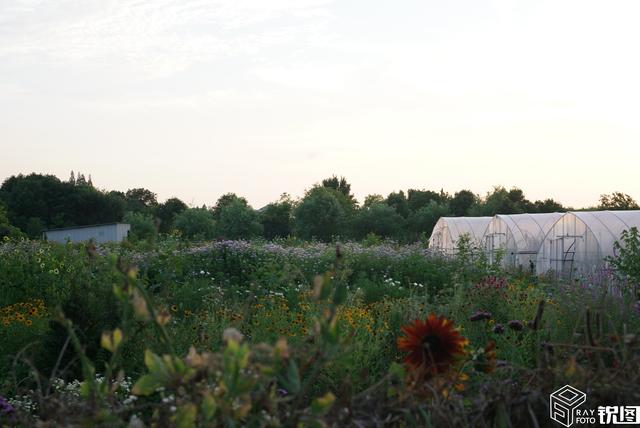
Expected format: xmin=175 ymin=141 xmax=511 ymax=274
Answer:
xmin=0 ymin=237 xmax=639 ymax=426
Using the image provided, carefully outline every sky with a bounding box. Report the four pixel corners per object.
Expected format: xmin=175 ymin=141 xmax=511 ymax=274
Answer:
xmin=1 ymin=0 xmax=639 ymax=209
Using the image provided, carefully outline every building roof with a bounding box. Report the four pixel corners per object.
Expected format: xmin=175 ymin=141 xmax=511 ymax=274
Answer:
xmin=44 ymin=222 xmax=130 ymax=232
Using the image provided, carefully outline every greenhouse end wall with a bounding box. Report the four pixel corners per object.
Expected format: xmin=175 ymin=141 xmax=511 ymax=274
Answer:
xmin=428 ymin=217 xmax=491 ymax=255
xmin=536 ymin=210 xmax=640 ymax=278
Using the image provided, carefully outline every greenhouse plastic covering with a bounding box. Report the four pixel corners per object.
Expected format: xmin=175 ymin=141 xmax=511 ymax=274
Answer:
xmin=536 ymin=210 xmax=640 ymax=277
xmin=483 ymin=213 xmax=563 ymax=269
xmin=428 ymin=217 xmax=492 ymax=254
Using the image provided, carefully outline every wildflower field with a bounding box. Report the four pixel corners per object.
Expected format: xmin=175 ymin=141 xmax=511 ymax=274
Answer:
xmin=1 ymin=237 xmax=639 ymax=427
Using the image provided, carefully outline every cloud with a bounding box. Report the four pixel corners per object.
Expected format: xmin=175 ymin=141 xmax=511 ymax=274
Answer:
xmin=0 ymin=0 xmax=336 ymax=78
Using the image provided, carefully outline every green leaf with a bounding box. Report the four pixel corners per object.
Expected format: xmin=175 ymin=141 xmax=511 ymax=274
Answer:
xmin=79 ymin=381 xmax=91 ymax=398
xmin=311 ymin=392 xmax=335 ymax=416
xmin=131 ymin=374 xmax=163 ymax=396
xmin=176 ymin=403 xmax=198 ymax=428
xmin=144 ymin=349 xmax=166 ymax=375
xmin=389 ymin=362 xmax=405 ymax=379
xmin=201 ymin=392 xmax=217 ymax=421
xmin=319 ymin=275 xmax=333 ymax=301
xmin=333 ymin=283 xmax=347 ymax=306
xmin=279 ymin=359 xmax=301 ymax=395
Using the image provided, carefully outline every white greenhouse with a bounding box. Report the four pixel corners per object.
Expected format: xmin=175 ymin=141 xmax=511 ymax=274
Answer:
xmin=428 ymin=217 xmax=492 ymax=254
xmin=536 ymin=210 xmax=640 ymax=278
xmin=483 ymin=213 xmax=564 ymax=270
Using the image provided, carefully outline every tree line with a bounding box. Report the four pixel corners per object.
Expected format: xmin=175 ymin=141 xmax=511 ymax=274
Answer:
xmin=0 ymin=172 xmax=638 ymax=242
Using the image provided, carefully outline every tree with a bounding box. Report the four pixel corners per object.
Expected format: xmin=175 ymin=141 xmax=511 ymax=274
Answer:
xmin=173 ymin=208 xmax=216 ymax=240
xmin=0 ymin=174 xmax=125 ymax=237
xmin=155 ymin=197 xmax=188 ymax=233
xmin=599 ymin=192 xmax=639 ymax=210
xmin=294 ymin=186 xmax=349 ymax=242
xmin=607 ymin=227 xmax=640 ymax=285
xmin=215 ymin=199 xmax=262 ymax=239
xmin=385 ymin=191 xmax=409 ymax=218
xmin=69 ymin=171 xmax=75 ymax=185
xmin=0 ymin=203 xmax=24 ymax=239
xmin=449 ymin=190 xmax=477 ymax=216
xmin=352 ymin=203 xmax=404 ymax=240
xmin=533 ymin=199 xmax=565 ymax=213
xmin=123 ymin=211 xmax=157 ymax=242
xmin=475 ymin=186 xmax=528 ymax=216
xmin=76 ymin=173 xmax=87 ymax=186
xmin=125 ymin=188 xmax=158 ymax=213
xmin=407 ymin=189 xmax=447 ymax=213
xmin=363 ymin=194 xmax=384 ymax=208
xmin=407 ymin=201 xmax=449 ymax=242
xmin=321 ymin=176 xmax=357 ymax=207
xmin=260 ymin=194 xmax=294 ymax=240
xmin=211 ymin=193 xmax=250 ymax=220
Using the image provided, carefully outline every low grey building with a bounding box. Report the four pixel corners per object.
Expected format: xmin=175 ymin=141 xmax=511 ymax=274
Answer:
xmin=44 ymin=223 xmax=131 ymax=244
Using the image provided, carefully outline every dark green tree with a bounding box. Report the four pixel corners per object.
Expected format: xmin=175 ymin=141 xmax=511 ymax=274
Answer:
xmin=599 ymin=192 xmax=639 ymax=210
xmin=385 ymin=191 xmax=409 ymax=218
xmin=125 ymin=188 xmax=158 ymax=213
xmin=362 ymin=194 xmax=384 ymax=208
xmin=123 ymin=211 xmax=157 ymax=242
xmin=155 ymin=197 xmax=188 ymax=233
xmin=407 ymin=201 xmax=449 ymax=242
xmin=321 ymin=176 xmax=357 ymax=207
xmin=0 ymin=203 xmax=24 ymax=239
xmin=260 ymin=194 xmax=294 ymax=240
xmin=449 ymin=190 xmax=477 ymax=216
xmin=533 ymin=198 xmax=565 ymax=213
xmin=215 ymin=198 xmax=262 ymax=239
xmin=407 ymin=189 xmax=447 ymax=213
xmin=173 ymin=208 xmax=216 ymax=240
xmin=211 ymin=193 xmax=250 ymax=220
xmin=294 ymin=186 xmax=350 ymax=242
xmin=352 ymin=203 xmax=404 ymax=240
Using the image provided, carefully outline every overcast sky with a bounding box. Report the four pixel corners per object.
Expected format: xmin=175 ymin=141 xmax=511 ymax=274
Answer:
xmin=1 ymin=0 xmax=639 ymax=208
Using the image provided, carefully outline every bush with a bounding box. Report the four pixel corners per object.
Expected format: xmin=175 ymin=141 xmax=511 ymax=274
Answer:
xmin=215 ymin=199 xmax=262 ymax=240
xmin=123 ymin=211 xmax=157 ymax=243
xmin=294 ymin=187 xmax=351 ymax=242
xmin=173 ymin=208 xmax=215 ymax=240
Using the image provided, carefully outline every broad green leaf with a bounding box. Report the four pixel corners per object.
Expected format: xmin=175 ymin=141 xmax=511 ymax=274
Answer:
xmin=144 ymin=350 xmax=166 ymax=374
xmin=175 ymin=403 xmax=197 ymax=428
xmin=131 ymin=374 xmax=163 ymax=396
xmin=201 ymin=392 xmax=217 ymax=421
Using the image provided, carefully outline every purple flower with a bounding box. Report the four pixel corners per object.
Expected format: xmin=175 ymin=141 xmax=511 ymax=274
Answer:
xmin=492 ymin=324 xmax=505 ymax=334
xmin=507 ymin=320 xmax=524 ymax=331
xmin=470 ymin=310 xmax=492 ymax=322
xmin=0 ymin=396 xmax=16 ymax=422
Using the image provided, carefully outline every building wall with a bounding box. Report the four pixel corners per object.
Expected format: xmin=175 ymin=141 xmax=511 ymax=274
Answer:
xmin=45 ymin=224 xmax=129 ymax=244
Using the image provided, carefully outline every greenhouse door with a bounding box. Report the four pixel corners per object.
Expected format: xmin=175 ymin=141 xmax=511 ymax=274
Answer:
xmin=550 ymin=236 xmax=577 ymax=279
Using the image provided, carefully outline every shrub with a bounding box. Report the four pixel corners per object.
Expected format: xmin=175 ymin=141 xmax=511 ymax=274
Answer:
xmin=173 ymin=208 xmax=215 ymax=240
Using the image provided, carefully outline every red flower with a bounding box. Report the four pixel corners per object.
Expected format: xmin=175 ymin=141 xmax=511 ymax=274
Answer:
xmin=397 ymin=314 xmax=468 ymax=376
